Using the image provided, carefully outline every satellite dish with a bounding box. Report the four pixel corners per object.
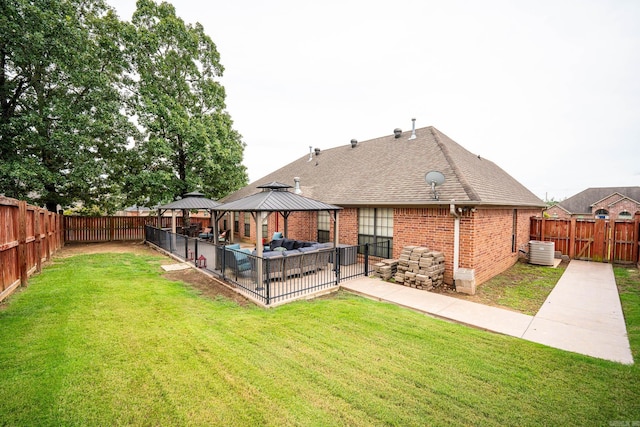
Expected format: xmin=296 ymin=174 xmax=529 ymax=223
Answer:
xmin=424 ymin=171 xmax=445 ymax=200
xmin=425 ymin=171 xmax=445 ymax=186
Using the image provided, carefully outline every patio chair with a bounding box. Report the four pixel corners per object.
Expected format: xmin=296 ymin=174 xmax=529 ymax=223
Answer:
xmin=198 ymin=227 xmax=213 ymax=239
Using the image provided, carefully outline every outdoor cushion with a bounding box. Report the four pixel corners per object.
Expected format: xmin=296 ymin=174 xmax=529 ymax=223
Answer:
xmin=270 ymin=239 xmax=284 ymax=249
xmin=298 ymin=246 xmax=318 ymax=253
xmin=226 ymin=243 xmax=241 ymax=250
xmin=282 ymin=239 xmax=296 ymax=251
xmin=262 ymin=250 xmax=284 ymax=258
xmin=273 ymin=246 xmax=287 ymax=252
xmin=234 ymin=248 xmax=251 ymax=268
xmin=280 ymin=250 xmax=301 ymax=257
xmin=271 ymin=232 xmax=284 ymax=241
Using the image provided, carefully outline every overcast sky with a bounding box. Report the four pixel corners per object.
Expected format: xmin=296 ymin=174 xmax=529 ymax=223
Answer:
xmin=108 ymin=0 xmax=639 ymax=201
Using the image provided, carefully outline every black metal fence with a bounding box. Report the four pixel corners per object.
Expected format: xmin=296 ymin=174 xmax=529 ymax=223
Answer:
xmin=145 ymin=225 xmax=391 ymax=306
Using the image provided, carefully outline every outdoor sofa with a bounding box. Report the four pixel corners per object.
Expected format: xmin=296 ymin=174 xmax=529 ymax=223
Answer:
xmin=256 ymin=238 xmax=334 ymax=280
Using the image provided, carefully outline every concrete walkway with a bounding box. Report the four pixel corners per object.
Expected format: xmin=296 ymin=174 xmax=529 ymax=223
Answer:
xmin=341 ymin=260 xmax=633 ymax=364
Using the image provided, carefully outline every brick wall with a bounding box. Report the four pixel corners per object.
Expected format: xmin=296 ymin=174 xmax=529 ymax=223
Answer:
xmin=395 ymin=207 xmax=456 ymax=283
xmin=336 ymin=208 xmax=359 ymax=245
xmin=236 ymin=205 xmax=540 ymax=287
xmin=594 ymin=195 xmax=640 ymax=219
xmin=545 ymin=205 xmax=570 ymax=218
xmin=285 ymin=211 xmax=317 ymax=241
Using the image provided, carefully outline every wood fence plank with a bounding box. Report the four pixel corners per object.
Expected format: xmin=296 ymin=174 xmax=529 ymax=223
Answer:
xmin=0 ymin=197 xmax=62 ymax=301
xmin=18 ymin=201 xmax=28 ymax=286
xmin=530 ymin=216 xmax=638 ymax=264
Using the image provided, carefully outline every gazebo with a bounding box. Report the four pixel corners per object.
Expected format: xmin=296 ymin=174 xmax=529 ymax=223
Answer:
xmin=157 ymin=191 xmax=221 ymax=235
xmin=213 ymin=182 xmax=342 ymax=258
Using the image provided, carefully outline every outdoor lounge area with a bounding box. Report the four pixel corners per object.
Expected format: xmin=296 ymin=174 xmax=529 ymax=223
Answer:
xmin=144 ymin=225 xmax=387 ymax=306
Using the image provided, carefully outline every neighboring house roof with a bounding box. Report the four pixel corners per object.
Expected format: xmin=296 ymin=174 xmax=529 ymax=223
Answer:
xmin=225 ymin=126 xmax=544 ymax=208
xmin=555 ymin=187 xmax=640 ymax=214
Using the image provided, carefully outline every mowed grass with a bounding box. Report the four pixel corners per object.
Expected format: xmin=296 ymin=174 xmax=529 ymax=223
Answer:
xmin=0 ymin=252 xmax=639 ymax=426
xmin=470 ymin=260 xmax=567 ymax=315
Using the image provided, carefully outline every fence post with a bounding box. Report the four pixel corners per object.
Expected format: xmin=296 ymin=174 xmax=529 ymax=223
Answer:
xmin=634 ymin=217 xmax=640 ymax=266
xmin=364 ymin=243 xmax=369 ymax=276
xmin=569 ymin=218 xmax=576 ymax=259
xmin=263 ymin=258 xmax=269 ymax=304
xmin=221 ymin=247 xmax=227 ymax=281
xmin=335 ymin=247 xmax=341 ymax=284
xmin=18 ymin=200 xmax=28 ymax=286
xmin=194 ymin=238 xmax=199 ymax=265
xmin=34 ymin=208 xmax=42 ymax=273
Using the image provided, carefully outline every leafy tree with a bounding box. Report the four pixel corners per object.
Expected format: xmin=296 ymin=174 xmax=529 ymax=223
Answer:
xmin=124 ymin=0 xmax=247 ymax=207
xmin=0 ymin=0 xmax=133 ymax=212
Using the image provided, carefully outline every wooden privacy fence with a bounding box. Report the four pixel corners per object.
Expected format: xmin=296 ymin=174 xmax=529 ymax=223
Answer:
xmin=63 ymin=216 xmax=211 ymax=242
xmin=65 ymin=216 xmax=157 ymax=242
xmin=530 ymin=217 xmax=639 ymax=264
xmin=0 ymin=196 xmax=63 ymax=302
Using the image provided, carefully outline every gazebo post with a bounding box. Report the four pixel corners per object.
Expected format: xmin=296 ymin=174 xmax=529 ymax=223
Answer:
xmin=283 ymin=212 xmax=289 ymax=239
xmin=228 ymin=212 xmax=234 ymax=243
xmin=252 ymin=212 xmax=265 ymax=290
xmin=331 ymin=209 xmax=340 ymax=248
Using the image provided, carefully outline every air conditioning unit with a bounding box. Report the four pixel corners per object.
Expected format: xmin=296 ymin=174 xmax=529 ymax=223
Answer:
xmin=529 ymin=241 xmax=555 ymax=266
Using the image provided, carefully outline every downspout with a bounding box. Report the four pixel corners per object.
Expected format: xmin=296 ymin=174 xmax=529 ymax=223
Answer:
xmin=449 ymin=202 xmax=460 ymax=276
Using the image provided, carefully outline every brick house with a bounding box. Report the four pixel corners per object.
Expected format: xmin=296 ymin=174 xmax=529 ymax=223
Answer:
xmin=223 ymin=125 xmax=545 ymax=286
xmin=545 ymin=187 xmax=640 ymax=219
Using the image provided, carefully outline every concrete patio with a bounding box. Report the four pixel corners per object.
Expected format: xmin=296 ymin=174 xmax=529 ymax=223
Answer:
xmin=342 ymin=260 xmax=634 ymax=365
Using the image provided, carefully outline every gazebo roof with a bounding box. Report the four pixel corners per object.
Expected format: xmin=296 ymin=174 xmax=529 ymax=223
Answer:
xmin=214 ymin=182 xmax=341 ymax=212
xmin=158 ymin=192 xmax=221 ymax=210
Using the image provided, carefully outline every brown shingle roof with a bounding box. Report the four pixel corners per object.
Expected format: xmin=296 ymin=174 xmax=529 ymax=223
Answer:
xmin=225 ymin=126 xmax=544 ymax=208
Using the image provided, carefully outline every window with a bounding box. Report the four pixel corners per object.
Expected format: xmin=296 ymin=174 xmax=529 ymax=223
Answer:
xmin=262 ymin=219 xmax=268 ymax=238
xmin=234 ymin=212 xmax=239 ymax=233
xmin=358 ymin=208 xmax=393 ymax=257
xmin=619 ymin=211 xmax=632 ymax=219
xmin=317 ymin=211 xmax=330 ymax=243
xmin=595 ymin=209 xmax=609 ymax=219
xmin=244 ymin=213 xmax=251 ymax=237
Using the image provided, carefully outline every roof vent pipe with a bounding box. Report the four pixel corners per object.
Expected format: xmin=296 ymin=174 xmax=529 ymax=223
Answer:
xmin=294 ymin=177 xmax=302 ymax=194
xmin=408 ymin=118 xmax=417 ymax=140
xmin=314 ymin=147 xmax=320 ymax=156
xmin=393 ymin=128 xmax=402 ymax=139
xmin=350 ymin=139 xmax=358 ymax=148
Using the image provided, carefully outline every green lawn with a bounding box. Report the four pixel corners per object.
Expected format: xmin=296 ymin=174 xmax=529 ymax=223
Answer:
xmin=0 ymin=252 xmax=639 ymax=426
xmin=462 ymin=260 xmax=567 ymax=315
